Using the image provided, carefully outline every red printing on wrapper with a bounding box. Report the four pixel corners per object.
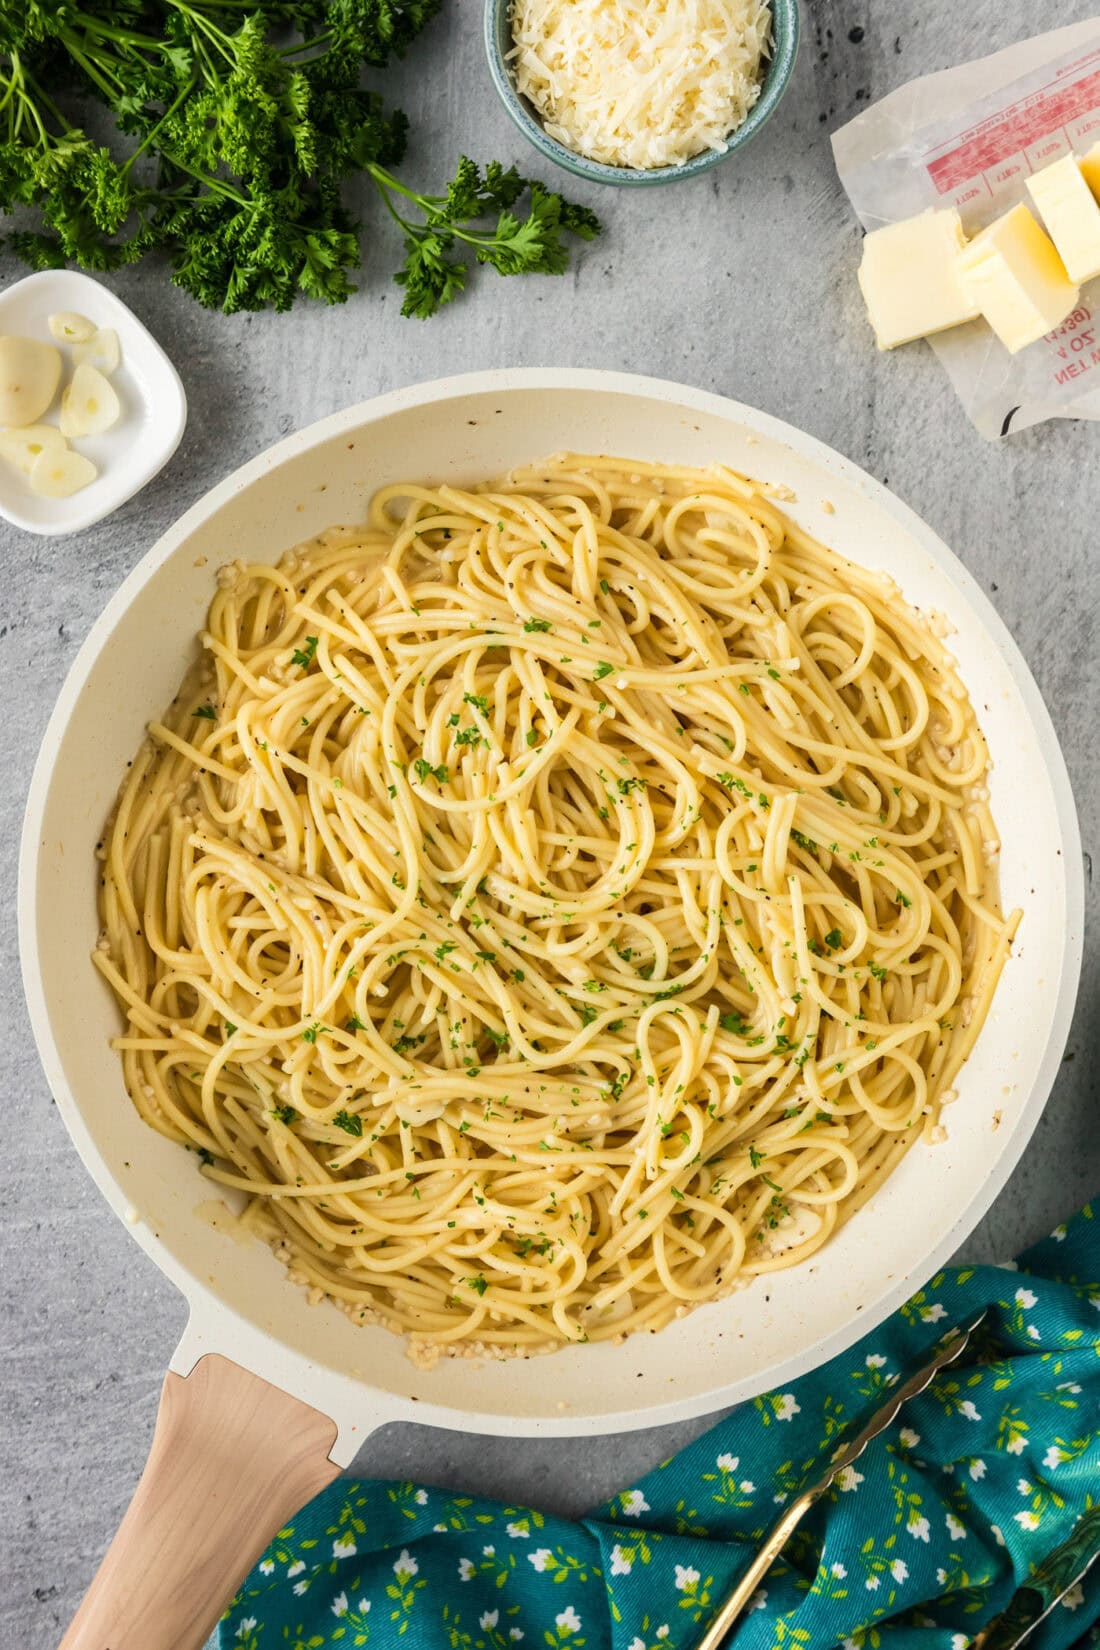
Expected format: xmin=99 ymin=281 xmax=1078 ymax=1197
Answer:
xmin=916 ymin=45 xmax=1100 ymax=401
xmin=1045 ymin=305 xmax=1100 ymax=387
xmin=926 ymin=57 xmax=1100 ymax=196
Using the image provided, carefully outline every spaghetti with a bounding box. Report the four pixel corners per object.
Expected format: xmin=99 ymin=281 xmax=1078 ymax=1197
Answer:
xmin=95 ymin=455 xmax=1016 ymax=1357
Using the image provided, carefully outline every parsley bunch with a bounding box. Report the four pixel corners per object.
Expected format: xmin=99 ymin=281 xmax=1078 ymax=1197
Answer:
xmin=0 ymin=0 xmax=599 ymax=315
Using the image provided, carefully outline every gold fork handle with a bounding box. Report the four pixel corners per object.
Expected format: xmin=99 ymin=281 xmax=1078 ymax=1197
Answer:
xmin=693 ymin=1318 xmax=983 ymax=1650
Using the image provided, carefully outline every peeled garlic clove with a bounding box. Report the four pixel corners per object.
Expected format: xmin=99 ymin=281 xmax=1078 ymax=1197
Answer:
xmin=49 ymin=311 xmax=97 ymax=344
xmin=73 ymin=326 xmax=121 ymax=376
xmin=0 ymin=423 xmax=67 ymax=476
xmin=60 ymin=363 xmax=121 ymax=438
xmin=29 ymin=445 xmax=97 ymax=498
xmin=0 ymin=335 xmax=62 ymax=427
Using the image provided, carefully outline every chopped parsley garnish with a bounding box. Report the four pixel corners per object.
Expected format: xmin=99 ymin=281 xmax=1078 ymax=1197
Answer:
xmin=272 ymin=1103 xmax=297 ymax=1125
xmin=466 ymin=1274 xmax=489 ymax=1296
xmin=593 ymin=661 xmax=614 ymax=680
xmin=291 ymin=636 xmax=319 ymax=671
xmin=193 ymin=704 xmax=216 ymax=720
xmin=333 ymin=1110 xmax=363 ymax=1136
xmin=523 ymin=617 xmax=551 ymax=633
xmin=413 ymin=758 xmax=448 ymax=784
xmin=526 ymin=729 xmax=539 ymax=747
xmin=824 ymin=928 xmax=843 ymax=951
xmin=719 ymin=1011 xmax=750 ymax=1035
xmin=869 ymin=961 xmax=887 ymax=981
xmin=896 ymin=890 xmax=912 ymax=908
xmin=224 ymin=1020 xmax=237 ymax=1036
xmin=345 ymin=1015 xmax=365 ymax=1033
xmin=749 ymin=1145 xmax=766 ymax=1168
xmin=616 ymin=776 xmax=646 ymax=796
xmin=302 ymin=1022 xmax=322 ymax=1043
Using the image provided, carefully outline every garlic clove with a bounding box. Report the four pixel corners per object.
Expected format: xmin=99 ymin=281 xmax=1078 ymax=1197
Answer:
xmin=0 ymin=335 xmax=63 ymax=426
xmin=0 ymin=423 xmax=67 ymax=476
xmin=29 ymin=445 xmax=97 ymax=498
xmin=73 ymin=326 xmax=121 ymax=376
xmin=60 ymin=363 xmax=121 ymax=438
xmin=49 ymin=311 xmax=97 ymax=344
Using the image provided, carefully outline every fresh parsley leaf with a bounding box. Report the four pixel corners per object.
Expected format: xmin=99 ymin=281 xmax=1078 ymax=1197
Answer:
xmin=413 ymin=758 xmax=448 ymax=784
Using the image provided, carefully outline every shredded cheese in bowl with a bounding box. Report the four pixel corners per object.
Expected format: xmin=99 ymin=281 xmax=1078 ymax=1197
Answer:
xmin=508 ymin=0 xmax=773 ymax=172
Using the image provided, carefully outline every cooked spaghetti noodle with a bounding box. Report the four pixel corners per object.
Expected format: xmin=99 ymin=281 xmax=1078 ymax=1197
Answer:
xmin=95 ymin=455 xmax=1016 ymax=1357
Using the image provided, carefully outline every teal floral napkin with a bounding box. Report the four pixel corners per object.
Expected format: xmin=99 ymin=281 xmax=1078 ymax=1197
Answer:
xmin=220 ymin=1205 xmax=1100 ymax=1650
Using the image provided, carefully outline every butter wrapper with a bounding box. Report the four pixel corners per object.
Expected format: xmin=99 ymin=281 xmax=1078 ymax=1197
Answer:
xmin=832 ymin=19 xmax=1100 ymax=439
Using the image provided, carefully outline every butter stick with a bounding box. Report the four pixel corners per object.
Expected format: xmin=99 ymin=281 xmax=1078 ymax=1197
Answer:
xmin=857 ymin=209 xmax=980 ymax=350
xmin=955 ymin=204 xmax=1078 ymax=354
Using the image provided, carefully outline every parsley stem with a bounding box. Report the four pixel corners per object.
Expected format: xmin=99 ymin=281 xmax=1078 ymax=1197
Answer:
xmin=67 ymin=15 xmax=168 ymax=52
xmin=120 ymin=77 xmax=197 ymax=179
xmin=60 ymin=39 xmax=122 ymax=103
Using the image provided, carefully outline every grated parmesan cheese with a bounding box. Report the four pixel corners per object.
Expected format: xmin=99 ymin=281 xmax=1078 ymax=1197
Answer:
xmin=509 ymin=0 xmax=772 ymax=171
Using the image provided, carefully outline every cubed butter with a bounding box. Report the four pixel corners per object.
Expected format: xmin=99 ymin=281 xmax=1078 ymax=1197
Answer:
xmin=857 ymin=209 xmax=980 ymax=350
xmin=1079 ymin=142 xmax=1100 ymax=201
xmin=1026 ymin=152 xmax=1100 ymax=284
xmin=955 ymin=204 xmax=1078 ymax=353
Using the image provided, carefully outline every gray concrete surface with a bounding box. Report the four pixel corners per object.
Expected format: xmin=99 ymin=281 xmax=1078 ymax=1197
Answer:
xmin=2 ymin=1 xmax=1098 ymax=1643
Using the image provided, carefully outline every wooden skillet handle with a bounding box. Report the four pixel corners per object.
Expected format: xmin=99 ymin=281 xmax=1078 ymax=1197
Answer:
xmin=59 ymin=1353 xmax=340 ymax=1650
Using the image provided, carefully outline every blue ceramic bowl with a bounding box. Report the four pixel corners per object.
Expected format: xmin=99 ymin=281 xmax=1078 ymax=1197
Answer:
xmin=484 ymin=0 xmax=800 ymax=187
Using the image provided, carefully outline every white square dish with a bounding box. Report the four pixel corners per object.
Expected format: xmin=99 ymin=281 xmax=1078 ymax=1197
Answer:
xmin=0 ymin=269 xmax=186 ymax=537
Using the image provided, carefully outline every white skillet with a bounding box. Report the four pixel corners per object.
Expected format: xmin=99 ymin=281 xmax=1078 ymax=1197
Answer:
xmin=19 ymin=370 xmax=1082 ymax=1650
